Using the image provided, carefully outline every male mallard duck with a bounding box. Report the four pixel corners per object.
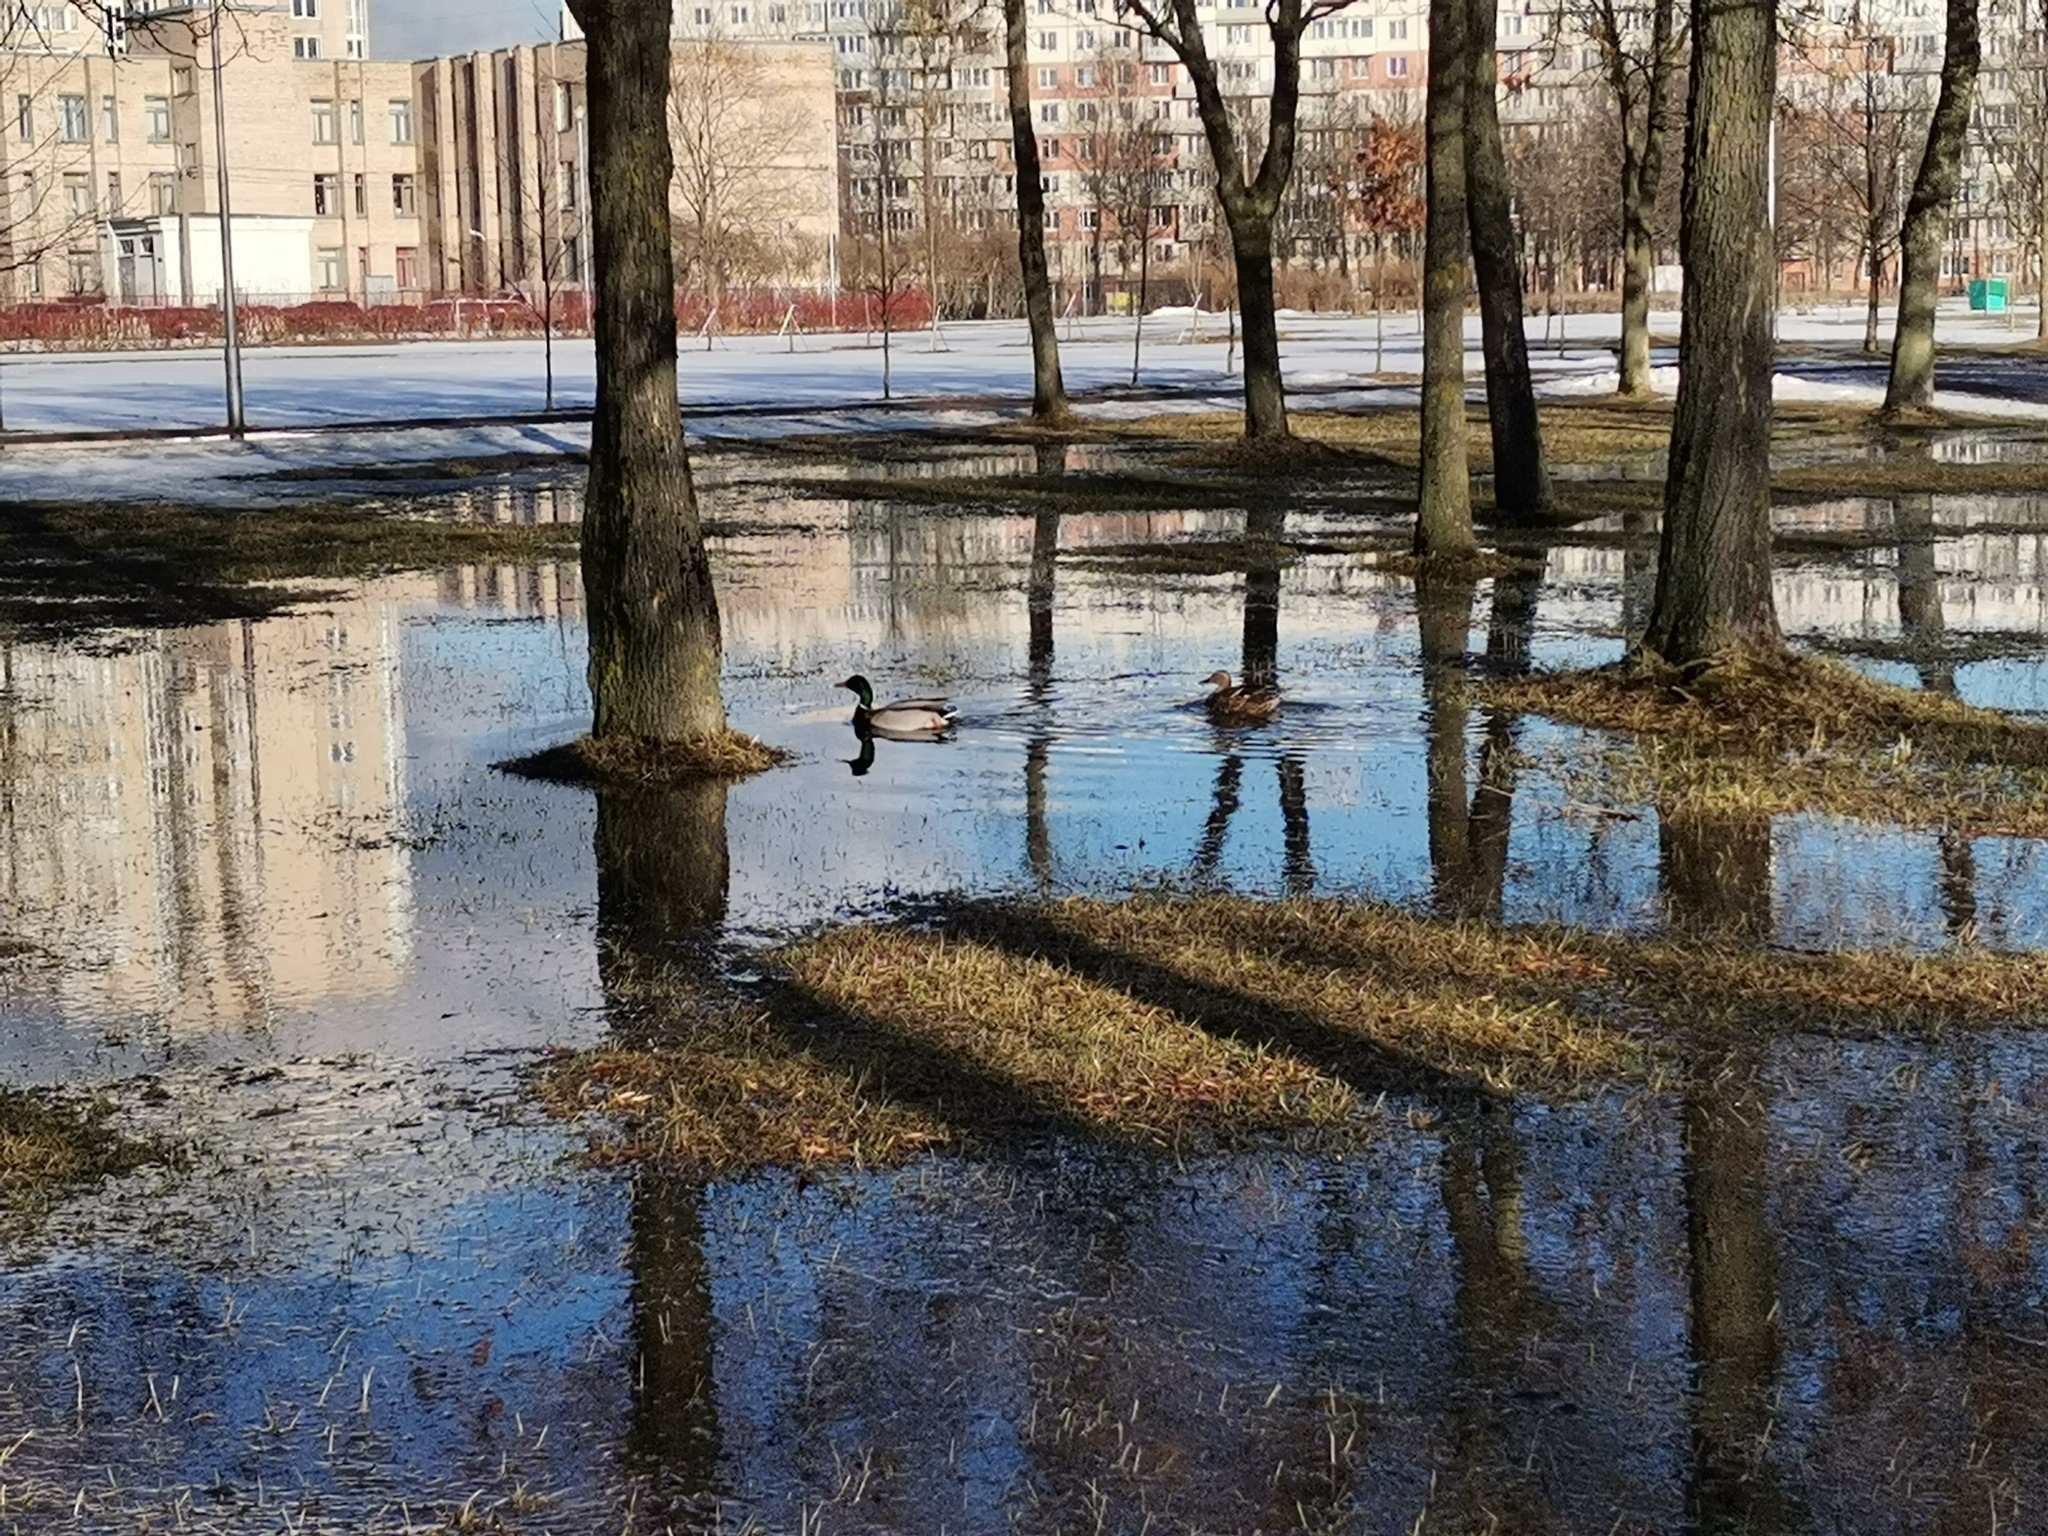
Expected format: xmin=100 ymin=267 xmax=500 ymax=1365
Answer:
xmin=1203 ymin=670 xmax=1280 ymax=723
xmin=839 ymin=674 xmax=958 ymax=736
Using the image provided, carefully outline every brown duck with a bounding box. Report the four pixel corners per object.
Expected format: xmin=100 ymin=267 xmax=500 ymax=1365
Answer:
xmin=1203 ymin=671 xmax=1280 ymax=723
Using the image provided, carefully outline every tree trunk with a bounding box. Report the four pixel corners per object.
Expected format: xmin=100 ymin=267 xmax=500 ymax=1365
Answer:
xmin=1884 ymin=0 xmax=1982 ymax=415
xmin=1863 ymin=241 xmax=1883 ymax=355
xmin=1619 ymin=172 xmax=1657 ymax=394
xmin=569 ymin=0 xmax=727 ymax=740
xmin=1642 ymin=0 xmax=1784 ymax=665
xmin=1464 ymin=0 xmax=1552 ymax=520
xmin=1005 ymin=0 xmax=1070 ymax=420
xmin=1231 ymin=215 xmax=1290 ymax=438
xmin=1417 ymin=0 xmax=1478 ymax=556
xmin=1617 ymin=0 xmax=1672 ymax=399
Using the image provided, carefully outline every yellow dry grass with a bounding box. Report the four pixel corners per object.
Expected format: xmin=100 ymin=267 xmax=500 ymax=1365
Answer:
xmin=502 ymin=730 xmax=789 ymax=786
xmin=1487 ymin=652 xmax=2048 ymax=836
xmin=0 ymin=1088 xmax=158 ymax=1198
xmin=536 ymin=895 xmax=2048 ymax=1178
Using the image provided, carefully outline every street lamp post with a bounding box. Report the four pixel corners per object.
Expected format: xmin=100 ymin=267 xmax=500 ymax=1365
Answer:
xmin=124 ymin=0 xmax=244 ymax=437
xmin=208 ymin=0 xmax=245 ymax=438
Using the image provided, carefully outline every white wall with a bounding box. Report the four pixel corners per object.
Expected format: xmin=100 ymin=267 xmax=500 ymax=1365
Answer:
xmin=182 ymin=216 xmax=316 ymax=301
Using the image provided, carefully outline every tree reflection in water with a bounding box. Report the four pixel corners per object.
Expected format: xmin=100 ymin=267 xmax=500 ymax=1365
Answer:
xmin=1662 ymin=811 xmax=1806 ymax=1534
xmin=1419 ymin=573 xmax=1517 ymax=919
xmin=595 ymin=778 xmax=731 ymax=1517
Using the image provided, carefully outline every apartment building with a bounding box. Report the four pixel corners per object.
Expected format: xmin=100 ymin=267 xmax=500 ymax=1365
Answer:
xmin=422 ymin=35 xmax=837 ymax=299
xmin=1 ymin=1 xmax=419 ymax=302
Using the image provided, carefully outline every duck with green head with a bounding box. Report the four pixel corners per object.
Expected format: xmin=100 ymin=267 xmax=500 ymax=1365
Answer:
xmin=839 ymin=674 xmax=958 ymax=737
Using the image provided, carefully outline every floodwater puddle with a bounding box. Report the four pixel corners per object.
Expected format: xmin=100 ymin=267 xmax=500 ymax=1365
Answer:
xmin=3 ymin=469 xmax=2047 ymax=1531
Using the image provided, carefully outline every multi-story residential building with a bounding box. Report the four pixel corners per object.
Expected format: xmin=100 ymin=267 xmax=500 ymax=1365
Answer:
xmin=1 ymin=1 xmax=418 ymax=302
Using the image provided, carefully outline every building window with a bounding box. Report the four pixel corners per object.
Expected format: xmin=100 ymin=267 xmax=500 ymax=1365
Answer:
xmin=22 ymin=258 xmax=40 ymax=298
xmin=59 ymin=95 xmax=86 ymax=143
xmin=395 ymin=246 xmax=418 ymax=288
xmin=1037 ymin=65 xmax=1057 ymax=87
xmin=1388 ymin=55 xmax=1408 ymax=75
xmin=352 ymin=173 xmax=366 ymax=217
xmin=313 ymin=173 xmax=339 ymax=214
xmin=392 ymin=173 xmax=416 ymax=216
xmin=559 ymin=163 xmax=577 ymax=210
xmin=555 ymin=82 xmax=574 ymax=131
xmin=64 ymin=172 xmax=91 ymax=218
xmin=1080 ymin=207 xmax=1099 ymax=230
xmin=730 ymin=2 xmax=749 ymax=19
xmin=694 ymin=3 xmax=711 ymax=20
xmin=145 ymin=95 xmax=170 ymax=141
xmin=105 ymin=171 xmax=120 ymax=211
xmin=349 ymin=98 xmax=363 ymax=143
xmin=101 ymin=94 xmax=117 ymax=141
xmin=293 ymin=0 xmax=320 ymax=13
xmin=1035 ymin=29 xmax=1056 ymax=49
xmin=294 ymin=35 xmax=323 ymax=58
xmin=312 ymin=99 xmax=336 ymax=142
xmin=151 ymin=172 xmax=177 ymax=214
xmin=1040 ymin=136 xmax=1058 ymax=160
xmin=1038 ymin=101 xmax=1059 ymax=122
xmin=1042 ymin=207 xmax=1059 ymax=230
xmin=1388 ymin=18 xmax=1407 ymax=37
xmin=317 ymin=246 xmax=343 ymax=289
xmin=67 ymin=253 xmax=99 ymax=296
xmin=388 ymin=99 xmax=414 ymax=144
xmin=1075 ymin=64 xmax=1094 ymax=86
xmin=15 ymin=95 xmax=29 ymax=142
xmin=172 ymin=65 xmax=194 ymax=96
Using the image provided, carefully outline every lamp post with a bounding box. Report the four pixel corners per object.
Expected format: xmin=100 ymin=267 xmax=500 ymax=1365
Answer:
xmin=208 ymin=0 xmax=245 ymax=438
xmin=124 ymin=0 xmax=244 ymax=437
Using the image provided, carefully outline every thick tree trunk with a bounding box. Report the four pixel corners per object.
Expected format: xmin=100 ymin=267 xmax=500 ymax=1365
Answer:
xmin=1417 ymin=0 xmax=1478 ymax=555
xmin=1642 ymin=0 xmax=1784 ymax=665
xmin=1884 ymin=0 xmax=1981 ymax=415
xmin=570 ymin=0 xmax=727 ymax=740
xmin=1464 ymin=0 xmax=1552 ymax=519
xmin=1005 ymin=0 xmax=1070 ymax=420
xmin=1231 ymin=216 xmax=1290 ymax=438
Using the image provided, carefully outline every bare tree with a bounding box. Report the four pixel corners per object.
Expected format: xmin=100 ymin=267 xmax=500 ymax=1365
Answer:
xmin=1778 ymin=19 xmax=1926 ymax=351
xmin=1465 ymin=0 xmax=1552 ymax=519
xmin=565 ymin=0 xmax=728 ymax=742
xmin=1981 ymin=0 xmax=2048 ymax=337
xmin=1003 ymin=0 xmax=1071 ymax=418
xmin=1885 ymin=0 xmax=1981 ymax=411
xmin=1118 ymin=0 xmax=1362 ymax=439
xmin=1558 ymin=0 xmax=1684 ymax=394
xmin=1642 ymin=0 xmax=1785 ymax=665
xmin=669 ymin=36 xmax=824 ymax=326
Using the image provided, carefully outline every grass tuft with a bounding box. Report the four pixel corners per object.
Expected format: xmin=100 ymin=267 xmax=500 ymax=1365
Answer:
xmin=1487 ymin=651 xmax=2048 ymax=837
xmin=0 ymin=1087 xmax=162 ymax=1199
xmin=502 ymin=730 xmax=789 ymax=786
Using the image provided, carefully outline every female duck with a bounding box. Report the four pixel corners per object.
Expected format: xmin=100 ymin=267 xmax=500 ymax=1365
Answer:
xmin=1203 ymin=670 xmax=1280 ymax=723
xmin=839 ymin=674 xmax=958 ymax=736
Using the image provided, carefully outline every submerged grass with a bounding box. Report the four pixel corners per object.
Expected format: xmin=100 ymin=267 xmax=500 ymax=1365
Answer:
xmin=0 ymin=1087 xmax=161 ymax=1201
xmin=1488 ymin=652 xmax=2048 ymax=837
xmin=537 ymin=895 xmax=2048 ymax=1177
xmin=0 ymin=501 xmax=581 ymax=636
xmin=502 ymin=730 xmax=789 ymax=785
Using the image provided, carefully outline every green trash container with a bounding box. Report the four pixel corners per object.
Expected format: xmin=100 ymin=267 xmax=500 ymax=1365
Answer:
xmin=1969 ymin=278 xmax=2011 ymax=313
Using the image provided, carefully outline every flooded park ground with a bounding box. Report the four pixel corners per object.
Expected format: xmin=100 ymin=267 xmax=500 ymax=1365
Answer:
xmin=1 ymin=404 xmax=2047 ymax=1533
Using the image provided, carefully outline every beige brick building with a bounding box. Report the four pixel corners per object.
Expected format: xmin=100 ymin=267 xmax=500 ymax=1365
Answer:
xmin=0 ymin=4 xmax=838 ymax=307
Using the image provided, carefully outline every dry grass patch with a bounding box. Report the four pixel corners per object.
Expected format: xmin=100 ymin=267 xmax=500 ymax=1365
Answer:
xmin=502 ymin=730 xmax=789 ymax=786
xmin=1491 ymin=651 xmax=2048 ymax=763
xmin=538 ymin=895 xmax=2048 ymax=1177
xmin=1487 ymin=652 xmax=2048 ymax=838
xmin=0 ymin=1088 xmax=160 ymax=1199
